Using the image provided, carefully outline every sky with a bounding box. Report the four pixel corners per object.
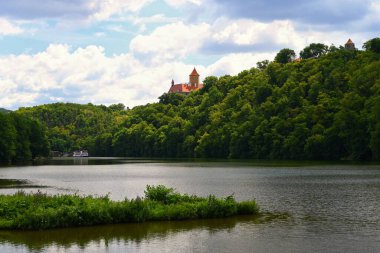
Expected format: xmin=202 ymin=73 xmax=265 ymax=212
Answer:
xmin=0 ymin=0 xmax=379 ymax=110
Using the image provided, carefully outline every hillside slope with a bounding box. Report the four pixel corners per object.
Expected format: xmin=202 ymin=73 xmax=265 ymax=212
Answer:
xmin=18 ymin=45 xmax=380 ymax=160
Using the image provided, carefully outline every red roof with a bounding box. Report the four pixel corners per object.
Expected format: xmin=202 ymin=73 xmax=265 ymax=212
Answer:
xmin=169 ymin=83 xmax=203 ymax=93
xmin=190 ymin=67 xmax=199 ymax=76
xmin=346 ymin=38 xmax=354 ymax=44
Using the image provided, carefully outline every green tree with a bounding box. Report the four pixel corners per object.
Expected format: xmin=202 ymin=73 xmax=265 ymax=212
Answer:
xmin=108 ymin=103 xmax=125 ymax=111
xmin=29 ymin=120 xmax=50 ymax=158
xmin=274 ymin=48 xmax=296 ymax=64
xmin=158 ymin=93 xmax=185 ymax=106
xmin=363 ymin=38 xmax=380 ymax=53
xmin=256 ymin=60 xmax=270 ymax=70
xmin=300 ymin=43 xmax=328 ymax=59
xmin=0 ymin=113 xmax=17 ymax=164
xmin=10 ymin=113 xmax=32 ymax=161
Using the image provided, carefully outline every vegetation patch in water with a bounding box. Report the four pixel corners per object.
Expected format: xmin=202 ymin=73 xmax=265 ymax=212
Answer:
xmin=0 ymin=179 xmax=27 ymax=188
xmin=0 ymin=179 xmax=48 ymax=189
xmin=0 ymin=185 xmax=259 ymax=230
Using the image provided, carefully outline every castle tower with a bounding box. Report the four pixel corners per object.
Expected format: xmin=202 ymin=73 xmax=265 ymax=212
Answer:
xmin=168 ymin=68 xmax=204 ymax=94
xmin=189 ymin=67 xmax=200 ymax=87
xmin=345 ymin=39 xmax=356 ymax=50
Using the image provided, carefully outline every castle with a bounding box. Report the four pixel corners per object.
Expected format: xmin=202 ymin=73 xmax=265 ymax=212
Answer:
xmin=168 ymin=68 xmax=204 ymax=94
xmin=345 ymin=38 xmax=356 ymax=50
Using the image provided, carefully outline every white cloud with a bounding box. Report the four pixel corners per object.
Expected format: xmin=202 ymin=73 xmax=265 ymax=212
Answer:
xmin=211 ymin=18 xmax=348 ymax=53
xmin=205 ymin=52 xmax=275 ymax=76
xmin=0 ymin=44 xmax=200 ymax=109
xmin=0 ymin=78 xmax=39 ymax=108
xmin=105 ymin=14 xmax=179 ymax=34
xmin=0 ymin=44 xmax=132 ymax=108
xmin=165 ymin=0 xmax=204 ymax=7
xmin=210 ymin=17 xmax=368 ymax=55
xmin=0 ymin=41 xmax=278 ymax=110
xmin=127 ymin=14 xmax=179 ymax=26
xmin=90 ymin=0 xmax=153 ymax=21
xmin=0 ymin=0 xmax=152 ymax=21
xmin=0 ymin=18 xmax=23 ymax=35
xmin=349 ymin=1 xmax=380 ymax=42
xmin=53 ymin=0 xmax=154 ymax=28
xmin=212 ymin=18 xmax=303 ymax=47
xmin=128 ymin=17 xmax=357 ymax=64
xmin=0 ymin=0 xmax=154 ymax=34
xmin=129 ymin=21 xmax=210 ymax=63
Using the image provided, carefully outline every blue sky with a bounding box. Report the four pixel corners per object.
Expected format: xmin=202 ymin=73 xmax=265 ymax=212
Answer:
xmin=0 ymin=0 xmax=379 ymax=109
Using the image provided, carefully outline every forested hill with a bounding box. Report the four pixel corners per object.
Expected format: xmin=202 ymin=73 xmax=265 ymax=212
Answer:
xmin=17 ymin=39 xmax=380 ymax=160
xmin=17 ymin=103 xmax=128 ymax=156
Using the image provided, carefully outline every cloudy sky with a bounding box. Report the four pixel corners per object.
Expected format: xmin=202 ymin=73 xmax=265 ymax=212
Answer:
xmin=0 ymin=0 xmax=379 ymax=109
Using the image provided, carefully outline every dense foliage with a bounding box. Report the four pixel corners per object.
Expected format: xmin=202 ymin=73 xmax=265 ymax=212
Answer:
xmin=0 ymin=185 xmax=259 ymax=230
xmin=15 ymin=38 xmax=380 ymax=160
xmin=363 ymin=38 xmax=380 ymax=54
xmin=17 ymin=103 xmax=128 ymax=156
xmin=300 ymin=43 xmax=329 ymax=59
xmin=275 ymin=48 xmax=296 ymax=63
xmin=0 ymin=112 xmax=49 ymax=164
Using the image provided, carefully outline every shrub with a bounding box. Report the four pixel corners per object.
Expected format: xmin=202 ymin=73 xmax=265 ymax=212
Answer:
xmin=144 ymin=185 xmax=175 ymax=204
xmin=0 ymin=185 xmax=259 ymax=230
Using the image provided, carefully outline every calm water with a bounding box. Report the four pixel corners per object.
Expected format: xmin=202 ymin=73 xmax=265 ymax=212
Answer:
xmin=0 ymin=158 xmax=379 ymax=253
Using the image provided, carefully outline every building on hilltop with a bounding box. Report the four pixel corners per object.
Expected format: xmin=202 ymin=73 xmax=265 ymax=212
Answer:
xmin=294 ymin=38 xmax=357 ymax=63
xmin=345 ymin=38 xmax=356 ymax=50
xmin=168 ymin=68 xmax=204 ymax=94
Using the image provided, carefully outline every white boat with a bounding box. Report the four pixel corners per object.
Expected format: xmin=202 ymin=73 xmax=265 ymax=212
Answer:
xmin=73 ymin=150 xmax=89 ymax=157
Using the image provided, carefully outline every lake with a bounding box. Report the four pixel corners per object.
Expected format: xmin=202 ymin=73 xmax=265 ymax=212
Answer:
xmin=0 ymin=158 xmax=379 ymax=253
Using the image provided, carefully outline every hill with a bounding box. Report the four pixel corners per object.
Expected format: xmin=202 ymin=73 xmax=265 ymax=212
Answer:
xmin=16 ymin=39 xmax=380 ymax=160
xmin=17 ymin=103 xmax=127 ymax=156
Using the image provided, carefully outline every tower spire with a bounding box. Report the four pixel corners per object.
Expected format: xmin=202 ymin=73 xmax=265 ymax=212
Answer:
xmin=189 ymin=67 xmax=200 ymax=87
xmin=345 ymin=38 xmax=355 ymax=50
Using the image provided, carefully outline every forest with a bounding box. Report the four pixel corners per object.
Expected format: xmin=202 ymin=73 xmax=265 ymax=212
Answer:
xmin=0 ymin=111 xmax=49 ymax=164
xmin=3 ymin=37 xmax=380 ymax=162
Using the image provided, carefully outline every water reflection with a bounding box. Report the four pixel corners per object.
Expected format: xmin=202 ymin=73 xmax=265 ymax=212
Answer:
xmin=30 ymin=157 xmax=380 ymax=167
xmin=0 ymin=215 xmax=287 ymax=252
xmin=34 ymin=157 xmax=121 ymax=166
xmin=73 ymin=158 xmax=88 ymax=166
xmin=29 ymin=157 xmax=177 ymax=166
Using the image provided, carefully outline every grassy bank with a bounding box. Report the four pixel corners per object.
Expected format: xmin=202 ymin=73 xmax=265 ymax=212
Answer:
xmin=0 ymin=185 xmax=259 ymax=230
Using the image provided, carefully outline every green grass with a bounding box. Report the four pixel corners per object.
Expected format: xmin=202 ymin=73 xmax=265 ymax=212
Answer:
xmin=0 ymin=185 xmax=259 ymax=230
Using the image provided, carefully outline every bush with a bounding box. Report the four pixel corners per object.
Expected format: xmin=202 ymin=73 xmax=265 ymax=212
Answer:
xmin=144 ymin=185 xmax=176 ymax=203
xmin=0 ymin=185 xmax=259 ymax=230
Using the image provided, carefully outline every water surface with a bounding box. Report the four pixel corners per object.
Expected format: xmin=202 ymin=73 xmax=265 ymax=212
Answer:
xmin=0 ymin=158 xmax=379 ymax=252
